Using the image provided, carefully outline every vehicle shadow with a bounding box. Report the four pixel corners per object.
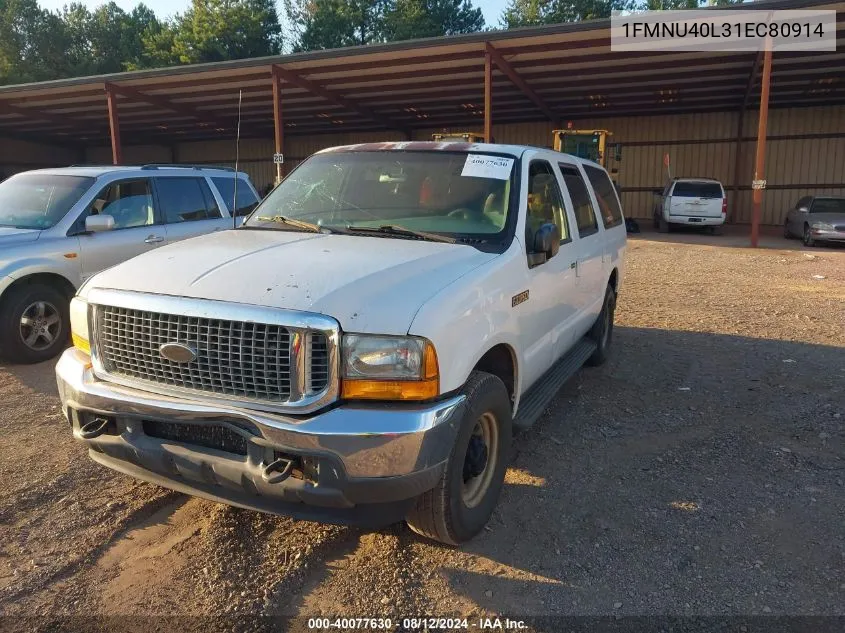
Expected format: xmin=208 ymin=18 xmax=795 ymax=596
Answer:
xmin=413 ymin=326 xmax=844 ymax=620
xmin=0 ymin=355 xmax=62 ymax=397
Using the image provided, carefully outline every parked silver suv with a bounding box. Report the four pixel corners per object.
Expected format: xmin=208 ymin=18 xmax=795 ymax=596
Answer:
xmin=0 ymin=164 xmax=260 ymax=364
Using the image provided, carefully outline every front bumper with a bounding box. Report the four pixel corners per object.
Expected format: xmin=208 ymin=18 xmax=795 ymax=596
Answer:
xmin=811 ymin=228 xmax=845 ymax=242
xmin=56 ymin=348 xmax=466 ymax=527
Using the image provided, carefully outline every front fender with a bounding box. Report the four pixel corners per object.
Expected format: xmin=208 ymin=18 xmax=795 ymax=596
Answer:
xmin=0 ymin=257 xmax=80 ymax=300
xmin=408 ymin=246 xmax=526 ymax=409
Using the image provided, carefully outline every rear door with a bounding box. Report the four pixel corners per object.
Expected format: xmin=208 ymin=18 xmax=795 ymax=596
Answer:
xmin=155 ymin=176 xmax=228 ymax=242
xmin=669 ymin=181 xmax=724 ymax=218
xmin=557 ymin=162 xmax=605 ymax=337
xmin=74 ymin=177 xmax=168 ymax=283
xmin=210 ymin=175 xmax=260 ymax=226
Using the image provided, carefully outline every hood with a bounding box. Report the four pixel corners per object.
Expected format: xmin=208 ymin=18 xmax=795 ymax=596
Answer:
xmin=0 ymin=227 xmax=41 ymax=246
xmin=808 ymin=212 xmax=845 ymax=225
xmin=84 ymin=229 xmax=499 ymax=334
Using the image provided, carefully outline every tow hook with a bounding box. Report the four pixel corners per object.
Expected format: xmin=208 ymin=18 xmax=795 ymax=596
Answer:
xmin=262 ymin=458 xmax=294 ymax=484
xmin=78 ymin=416 xmax=113 ymax=440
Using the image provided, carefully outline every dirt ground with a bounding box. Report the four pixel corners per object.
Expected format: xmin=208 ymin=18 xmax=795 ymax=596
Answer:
xmin=0 ymin=232 xmax=843 ymax=631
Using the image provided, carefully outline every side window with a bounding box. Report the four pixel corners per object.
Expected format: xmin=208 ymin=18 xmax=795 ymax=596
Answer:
xmin=583 ymin=165 xmax=624 ymax=229
xmin=156 ymin=177 xmax=219 ymax=224
xmin=526 ymin=160 xmax=570 ymax=248
xmin=86 ymin=179 xmax=154 ymax=230
xmin=559 ymin=164 xmax=599 ymax=237
xmin=212 ymin=176 xmax=260 ymax=217
xmin=796 ymin=196 xmax=811 ymax=210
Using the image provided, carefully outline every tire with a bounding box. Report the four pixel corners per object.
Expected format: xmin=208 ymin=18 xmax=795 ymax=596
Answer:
xmin=586 ymin=284 xmax=616 ymax=367
xmin=0 ymin=283 xmax=70 ymax=364
xmin=406 ymin=371 xmax=512 ymax=546
xmin=803 ymin=224 xmax=816 ymax=247
xmin=658 ymin=216 xmax=669 ymax=233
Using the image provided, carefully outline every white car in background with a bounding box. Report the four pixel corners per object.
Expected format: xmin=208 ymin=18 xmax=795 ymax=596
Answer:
xmin=653 ymin=178 xmax=727 ymax=234
xmin=783 ymin=195 xmax=845 ymax=247
xmin=0 ymin=164 xmax=260 ymax=363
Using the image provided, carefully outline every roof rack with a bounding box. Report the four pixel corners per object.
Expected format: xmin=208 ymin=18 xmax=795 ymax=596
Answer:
xmin=140 ymin=163 xmax=236 ymax=172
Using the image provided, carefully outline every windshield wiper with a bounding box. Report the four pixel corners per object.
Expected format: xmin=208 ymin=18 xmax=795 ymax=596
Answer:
xmin=253 ymin=215 xmax=347 ymax=234
xmin=346 ymin=224 xmax=456 ymax=244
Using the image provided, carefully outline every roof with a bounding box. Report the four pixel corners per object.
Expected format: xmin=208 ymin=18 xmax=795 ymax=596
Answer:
xmin=1 ymin=0 xmax=843 ymax=147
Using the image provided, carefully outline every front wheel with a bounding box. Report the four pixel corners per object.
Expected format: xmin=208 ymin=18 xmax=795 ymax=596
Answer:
xmin=406 ymin=371 xmax=512 ymax=546
xmin=0 ymin=283 xmax=70 ymax=364
xmin=586 ymin=284 xmax=616 ymax=367
xmin=803 ymin=225 xmax=816 ymax=247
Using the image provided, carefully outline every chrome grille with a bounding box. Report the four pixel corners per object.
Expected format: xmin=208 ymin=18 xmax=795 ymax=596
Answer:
xmin=308 ymin=331 xmax=329 ymax=393
xmin=97 ymin=306 xmax=307 ymax=403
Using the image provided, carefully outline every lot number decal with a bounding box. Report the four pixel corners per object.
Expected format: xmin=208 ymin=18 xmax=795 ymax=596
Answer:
xmin=461 ymin=154 xmax=514 ymax=180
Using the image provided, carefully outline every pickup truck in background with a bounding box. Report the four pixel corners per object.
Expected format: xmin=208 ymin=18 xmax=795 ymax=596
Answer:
xmin=56 ymin=142 xmax=627 ymax=545
xmin=0 ymin=165 xmax=260 ymax=364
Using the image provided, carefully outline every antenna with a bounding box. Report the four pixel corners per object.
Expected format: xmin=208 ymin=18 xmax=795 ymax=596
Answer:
xmin=233 ymin=89 xmax=242 ymax=230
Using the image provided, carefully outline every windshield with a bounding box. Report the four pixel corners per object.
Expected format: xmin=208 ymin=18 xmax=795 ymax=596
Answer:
xmin=245 ymin=151 xmax=514 ymax=239
xmin=811 ymin=198 xmax=845 ymax=214
xmin=0 ymin=174 xmax=93 ymax=230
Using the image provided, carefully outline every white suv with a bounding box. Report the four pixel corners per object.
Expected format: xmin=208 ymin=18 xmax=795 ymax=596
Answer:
xmin=0 ymin=164 xmax=260 ymax=363
xmin=57 ymin=142 xmax=626 ymax=545
xmin=654 ymin=178 xmax=727 ymax=233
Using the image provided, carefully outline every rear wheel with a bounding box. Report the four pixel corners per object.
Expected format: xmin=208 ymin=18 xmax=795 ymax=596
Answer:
xmin=586 ymin=284 xmax=616 ymax=367
xmin=0 ymin=283 xmax=69 ymax=364
xmin=803 ymin=224 xmax=816 ymax=247
xmin=406 ymin=371 xmax=512 ymax=546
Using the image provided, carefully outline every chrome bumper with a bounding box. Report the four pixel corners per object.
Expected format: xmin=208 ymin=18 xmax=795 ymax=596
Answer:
xmin=56 ymin=348 xmax=465 ymax=524
xmin=811 ymin=228 xmax=845 ymax=241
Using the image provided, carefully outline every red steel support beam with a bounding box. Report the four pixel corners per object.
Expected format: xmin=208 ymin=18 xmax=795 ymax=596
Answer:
xmin=105 ymin=84 xmax=122 ymax=165
xmin=104 ymin=81 xmax=229 ymax=131
xmin=484 ymin=49 xmax=492 ymax=143
xmin=272 ymin=64 xmax=409 ymax=136
xmin=731 ymin=51 xmax=764 ymax=223
xmin=272 ymin=66 xmax=284 ymax=184
xmin=751 ymin=47 xmax=773 ymax=248
xmin=486 ymin=42 xmax=558 ymax=125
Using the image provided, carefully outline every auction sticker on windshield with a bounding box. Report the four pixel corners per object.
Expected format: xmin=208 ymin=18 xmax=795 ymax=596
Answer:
xmin=461 ymin=155 xmax=514 ymax=180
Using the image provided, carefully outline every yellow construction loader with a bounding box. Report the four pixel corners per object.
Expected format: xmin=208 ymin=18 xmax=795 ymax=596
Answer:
xmin=552 ymin=126 xmax=622 ymax=176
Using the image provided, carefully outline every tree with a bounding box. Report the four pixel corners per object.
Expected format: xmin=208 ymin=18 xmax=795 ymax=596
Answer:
xmin=384 ymin=0 xmax=484 ymax=41
xmin=143 ymin=0 xmax=282 ymax=65
xmin=285 ymin=0 xmax=388 ymax=51
xmin=0 ymin=0 xmax=69 ymax=84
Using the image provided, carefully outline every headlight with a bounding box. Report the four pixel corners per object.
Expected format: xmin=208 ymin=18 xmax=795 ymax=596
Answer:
xmin=813 ymin=222 xmax=834 ymax=231
xmin=69 ymin=297 xmax=90 ymax=355
xmin=341 ymin=334 xmax=439 ymax=401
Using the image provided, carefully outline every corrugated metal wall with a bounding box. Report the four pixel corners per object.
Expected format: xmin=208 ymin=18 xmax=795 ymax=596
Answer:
xmin=0 ymin=138 xmax=78 ymax=177
xmin=56 ymin=103 xmax=845 ymax=226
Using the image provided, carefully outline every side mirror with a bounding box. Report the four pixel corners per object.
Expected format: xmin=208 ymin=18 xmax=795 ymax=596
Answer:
xmin=85 ymin=214 xmax=115 ymax=233
xmin=528 ymin=223 xmax=560 ymax=267
xmin=797 ymin=206 xmax=809 ymax=213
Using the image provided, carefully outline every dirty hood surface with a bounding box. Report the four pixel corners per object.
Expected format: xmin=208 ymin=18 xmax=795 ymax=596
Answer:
xmin=84 ymin=228 xmax=499 ymax=333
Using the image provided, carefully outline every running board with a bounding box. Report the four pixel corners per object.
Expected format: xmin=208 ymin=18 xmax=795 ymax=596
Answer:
xmin=513 ymin=337 xmax=597 ymax=430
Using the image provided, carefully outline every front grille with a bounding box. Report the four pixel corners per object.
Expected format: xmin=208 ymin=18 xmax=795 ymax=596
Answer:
xmin=96 ymin=305 xmax=330 ymax=404
xmin=142 ymin=420 xmax=249 ymax=455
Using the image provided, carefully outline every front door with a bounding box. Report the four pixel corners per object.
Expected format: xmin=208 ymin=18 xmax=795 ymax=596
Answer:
xmin=74 ymin=178 xmax=168 ymax=283
xmin=518 ymin=159 xmax=580 ymax=389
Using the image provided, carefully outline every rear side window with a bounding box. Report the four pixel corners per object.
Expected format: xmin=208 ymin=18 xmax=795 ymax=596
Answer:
xmin=672 ymin=182 xmax=723 ymax=198
xmin=559 ymin=164 xmax=598 ymax=237
xmin=157 ymin=177 xmax=222 ymax=223
xmin=583 ymin=165 xmax=624 ymax=229
xmin=212 ymin=176 xmax=259 ymax=217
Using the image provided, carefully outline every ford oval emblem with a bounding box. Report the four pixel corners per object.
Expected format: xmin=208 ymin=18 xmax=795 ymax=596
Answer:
xmin=159 ymin=342 xmax=197 ymax=364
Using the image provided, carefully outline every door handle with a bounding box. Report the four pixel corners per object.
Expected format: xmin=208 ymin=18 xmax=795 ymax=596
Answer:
xmin=570 ymin=262 xmax=576 ymax=269
xmin=144 ymin=235 xmax=164 ymax=244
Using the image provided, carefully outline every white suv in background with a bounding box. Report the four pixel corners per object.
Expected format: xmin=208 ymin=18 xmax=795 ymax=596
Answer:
xmin=654 ymin=178 xmax=727 ymax=233
xmin=0 ymin=164 xmax=260 ymax=363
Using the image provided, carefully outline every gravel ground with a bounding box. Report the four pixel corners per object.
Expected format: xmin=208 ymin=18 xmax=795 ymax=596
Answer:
xmin=0 ymin=234 xmax=842 ymax=631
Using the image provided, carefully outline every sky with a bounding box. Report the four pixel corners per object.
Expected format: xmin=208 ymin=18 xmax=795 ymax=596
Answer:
xmin=36 ymin=0 xmax=512 ymax=31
